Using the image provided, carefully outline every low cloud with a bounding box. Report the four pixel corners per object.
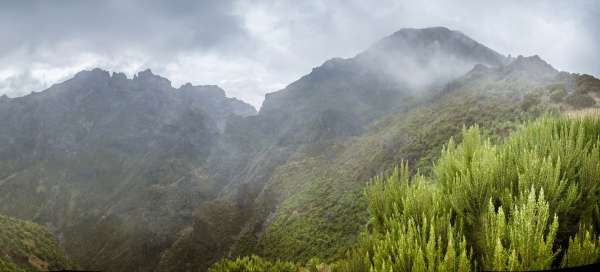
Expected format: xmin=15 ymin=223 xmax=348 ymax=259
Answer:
xmin=0 ymin=0 xmax=598 ymax=108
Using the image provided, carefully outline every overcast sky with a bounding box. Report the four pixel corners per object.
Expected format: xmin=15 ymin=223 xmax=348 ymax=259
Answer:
xmin=0 ymin=0 xmax=598 ymax=107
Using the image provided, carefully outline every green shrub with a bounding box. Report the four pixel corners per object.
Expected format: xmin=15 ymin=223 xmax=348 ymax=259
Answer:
xmin=479 ymin=188 xmax=559 ymax=270
xmin=335 ymin=116 xmax=600 ymax=271
xmin=561 ymin=224 xmax=600 ymax=268
xmin=215 ymin=117 xmax=600 ymax=271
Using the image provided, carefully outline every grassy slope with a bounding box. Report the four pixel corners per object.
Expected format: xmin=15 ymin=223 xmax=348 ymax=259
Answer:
xmin=242 ymin=72 xmax=600 ymax=263
xmin=242 ymin=67 xmax=600 ymax=264
xmin=245 ymin=87 xmax=539 ymax=263
xmin=212 ymin=73 xmax=600 ymax=270
xmin=0 ymin=214 xmax=72 ymax=271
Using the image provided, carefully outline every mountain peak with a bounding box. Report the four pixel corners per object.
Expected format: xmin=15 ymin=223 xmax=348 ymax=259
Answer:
xmin=369 ymin=27 xmax=507 ymax=67
xmin=505 ymin=55 xmax=558 ymax=79
xmin=391 ymin=26 xmax=452 ymax=37
xmin=133 ymin=69 xmax=172 ymax=89
xmin=73 ymin=68 xmax=111 ymax=81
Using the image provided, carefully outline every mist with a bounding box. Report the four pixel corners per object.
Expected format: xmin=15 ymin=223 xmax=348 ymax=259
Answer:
xmin=0 ymin=0 xmax=598 ymax=108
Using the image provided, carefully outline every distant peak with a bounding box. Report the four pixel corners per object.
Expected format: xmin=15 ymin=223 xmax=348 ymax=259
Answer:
xmin=134 ymin=69 xmax=156 ymax=79
xmin=73 ymin=68 xmax=110 ymax=80
xmin=389 ymin=26 xmax=462 ymax=40
xmin=363 ymin=26 xmax=506 ymax=67
xmin=393 ymin=26 xmax=452 ymax=35
xmin=133 ymin=68 xmax=172 ymax=88
xmin=509 ymin=55 xmax=556 ymax=70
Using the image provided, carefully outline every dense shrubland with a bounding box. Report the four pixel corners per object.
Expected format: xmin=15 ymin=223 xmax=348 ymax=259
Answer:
xmin=0 ymin=215 xmax=72 ymax=271
xmin=211 ymin=116 xmax=600 ymax=271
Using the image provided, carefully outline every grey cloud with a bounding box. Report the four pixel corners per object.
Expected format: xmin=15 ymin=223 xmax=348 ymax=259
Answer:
xmin=0 ymin=0 xmax=250 ymax=54
xmin=0 ymin=70 xmax=46 ymax=97
xmin=0 ymin=0 xmax=598 ymax=108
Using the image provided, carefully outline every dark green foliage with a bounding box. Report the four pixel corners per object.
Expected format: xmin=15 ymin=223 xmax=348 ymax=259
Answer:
xmin=0 ymin=214 xmax=73 ymax=271
xmin=565 ymin=93 xmax=596 ymax=109
xmin=332 ymin=116 xmax=600 ymax=271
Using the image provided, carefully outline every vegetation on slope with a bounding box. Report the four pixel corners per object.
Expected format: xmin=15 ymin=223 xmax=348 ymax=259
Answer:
xmin=244 ymin=87 xmax=537 ymax=263
xmin=211 ymin=116 xmax=600 ymax=271
xmin=337 ymin=116 xmax=600 ymax=271
xmin=0 ymin=214 xmax=72 ymax=271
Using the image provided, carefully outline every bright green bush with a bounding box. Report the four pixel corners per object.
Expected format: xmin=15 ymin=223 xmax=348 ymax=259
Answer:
xmin=480 ymin=188 xmax=559 ymax=270
xmin=214 ymin=117 xmax=600 ymax=271
xmin=561 ymin=224 xmax=600 ymax=268
xmin=335 ymin=116 xmax=600 ymax=271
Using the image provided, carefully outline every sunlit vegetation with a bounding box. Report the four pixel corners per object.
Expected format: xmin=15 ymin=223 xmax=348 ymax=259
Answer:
xmin=333 ymin=116 xmax=600 ymax=271
xmin=212 ymin=116 xmax=600 ymax=271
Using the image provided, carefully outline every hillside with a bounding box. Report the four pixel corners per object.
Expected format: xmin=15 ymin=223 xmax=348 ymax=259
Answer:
xmin=0 ymin=214 xmax=72 ymax=271
xmin=219 ymin=56 xmax=597 ymax=263
xmin=212 ymin=116 xmax=600 ymax=271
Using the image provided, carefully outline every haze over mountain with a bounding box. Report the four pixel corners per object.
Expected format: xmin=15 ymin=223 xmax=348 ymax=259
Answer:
xmin=1 ymin=26 xmax=600 ymax=272
xmin=1 ymin=0 xmax=599 ymax=108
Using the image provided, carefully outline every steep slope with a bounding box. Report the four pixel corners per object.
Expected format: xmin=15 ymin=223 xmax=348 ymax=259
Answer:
xmin=259 ymin=27 xmax=507 ymax=144
xmin=236 ymin=55 xmax=571 ymax=262
xmin=0 ymin=69 xmax=256 ymax=272
xmin=0 ymin=214 xmax=72 ymax=271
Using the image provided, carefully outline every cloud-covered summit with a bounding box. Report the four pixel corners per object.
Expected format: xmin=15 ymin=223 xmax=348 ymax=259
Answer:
xmin=0 ymin=0 xmax=598 ymax=108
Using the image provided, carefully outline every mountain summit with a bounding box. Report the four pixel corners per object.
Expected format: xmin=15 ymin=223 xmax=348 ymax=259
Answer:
xmin=260 ymin=27 xmax=508 ymax=143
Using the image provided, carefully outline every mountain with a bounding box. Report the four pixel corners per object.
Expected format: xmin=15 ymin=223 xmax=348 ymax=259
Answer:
xmin=259 ymin=27 xmax=507 ymax=144
xmin=1 ymin=27 xmax=600 ymax=272
xmin=0 ymin=69 xmax=256 ymax=271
